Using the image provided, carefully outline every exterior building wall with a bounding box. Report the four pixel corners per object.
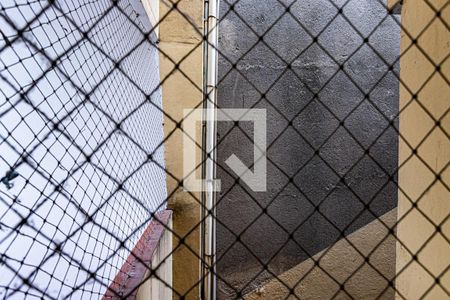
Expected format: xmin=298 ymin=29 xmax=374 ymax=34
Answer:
xmin=216 ymin=0 xmax=400 ymax=298
xmin=395 ymin=0 xmax=450 ymax=298
xmin=0 ymin=0 xmax=168 ymax=298
xmin=142 ymin=0 xmax=160 ymax=36
xmin=138 ymin=1 xmax=450 ymax=299
xmin=140 ymin=1 xmax=204 ymax=298
xmin=245 ymin=210 xmax=397 ymax=299
xmin=158 ymin=0 xmax=204 ymax=299
xmin=136 ymin=216 xmax=173 ymax=300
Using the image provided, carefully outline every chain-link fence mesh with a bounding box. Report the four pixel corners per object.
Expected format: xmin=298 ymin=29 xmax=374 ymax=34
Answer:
xmin=0 ymin=0 xmax=449 ymax=299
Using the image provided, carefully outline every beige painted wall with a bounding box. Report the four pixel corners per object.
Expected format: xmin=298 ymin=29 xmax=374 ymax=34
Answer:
xmin=158 ymin=0 xmax=204 ymax=299
xmin=396 ymin=0 xmax=450 ymax=299
xmin=141 ymin=0 xmax=204 ymax=298
xmin=387 ymin=0 xmax=401 ymax=10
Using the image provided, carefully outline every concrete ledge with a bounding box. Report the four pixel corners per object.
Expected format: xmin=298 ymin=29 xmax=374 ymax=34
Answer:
xmin=244 ymin=209 xmax=397 ymax=300
xmin=103 ymin=210 xmax=172 ymax=300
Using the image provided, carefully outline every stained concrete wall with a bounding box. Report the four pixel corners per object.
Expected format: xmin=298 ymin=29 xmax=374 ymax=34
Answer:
xmin=395 ymin=0 xmax=450 ymax=298
xmin=143 ymin=0 xmax=204 ymax=298
xmin=159 ymin=2 xmax=203 ymax=299
xmin=216 ymin=0 xmax=400 ymax=298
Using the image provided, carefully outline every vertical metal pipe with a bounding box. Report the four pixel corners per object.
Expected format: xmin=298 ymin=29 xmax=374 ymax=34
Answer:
xmin=200 ymin=2 xmax=209 ymax=299
xmin=202 ymin=0 xmax=219 ymax=299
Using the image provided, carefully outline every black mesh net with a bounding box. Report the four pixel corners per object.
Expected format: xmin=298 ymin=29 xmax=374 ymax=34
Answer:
xmin=0 ymin=0 xmax=449 ymax=299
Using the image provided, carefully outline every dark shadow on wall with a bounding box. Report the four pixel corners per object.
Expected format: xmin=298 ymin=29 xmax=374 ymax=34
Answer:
xmin=215 ymin=0 xmax=400 ymax=298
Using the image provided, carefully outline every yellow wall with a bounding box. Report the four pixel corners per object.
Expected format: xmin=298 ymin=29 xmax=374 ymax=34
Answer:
xmin=141 ymin=0 xmax=204 ymax=298
xmin=396 ymin=0 xmax=450 ymax=299
xmin=158 ymin=0 xmax=204 ymax=299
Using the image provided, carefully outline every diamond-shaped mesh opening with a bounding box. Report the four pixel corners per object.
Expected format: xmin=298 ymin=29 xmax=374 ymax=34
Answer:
xmin=0 ymin=0 xmax=449 ymax=299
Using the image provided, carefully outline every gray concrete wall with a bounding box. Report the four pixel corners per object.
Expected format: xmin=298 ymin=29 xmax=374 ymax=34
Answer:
xmin=216 ymin=0 xmax=400 ymax=298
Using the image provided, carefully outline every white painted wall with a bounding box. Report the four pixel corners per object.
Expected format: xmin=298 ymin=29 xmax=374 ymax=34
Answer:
xmin=135 ymin=216 xmax=173 ymax=300
xmin=0 ymin=0 xmax=166 ymax=298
